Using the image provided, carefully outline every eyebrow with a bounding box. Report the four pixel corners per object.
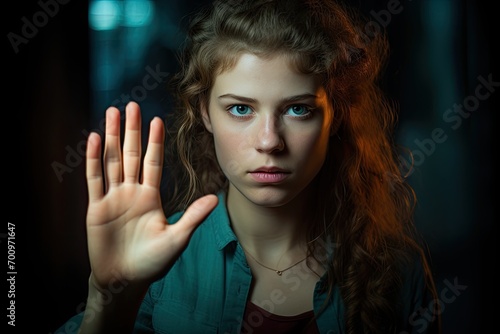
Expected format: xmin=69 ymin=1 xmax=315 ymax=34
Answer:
xmin=218 ymin=93 xmax=318 ymax=104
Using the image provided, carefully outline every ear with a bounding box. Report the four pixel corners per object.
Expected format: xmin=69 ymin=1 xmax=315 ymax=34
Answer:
xmin=201 ymin=101 xmax=213 ymax=133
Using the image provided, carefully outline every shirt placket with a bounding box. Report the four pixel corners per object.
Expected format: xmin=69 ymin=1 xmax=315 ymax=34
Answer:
xmin=220 ymin=243 xmax=252 ymax=334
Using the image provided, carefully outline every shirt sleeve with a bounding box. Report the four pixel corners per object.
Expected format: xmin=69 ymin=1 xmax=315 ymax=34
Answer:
xmin=133 ymin=287 xmax=155 ymax=333
xmin=52 ymin=312 xmax=84 ymax=334
xmin=51 ymin=288 xmax=155 ymax=334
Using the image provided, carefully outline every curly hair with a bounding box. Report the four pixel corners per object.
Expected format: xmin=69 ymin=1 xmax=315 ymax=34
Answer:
xmin=163 ymin=1 xmax=440 ymax=333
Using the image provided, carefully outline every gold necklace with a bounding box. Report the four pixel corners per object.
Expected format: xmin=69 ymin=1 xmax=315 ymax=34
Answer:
xmin=241 ymin=245 xmax=308 ymax=276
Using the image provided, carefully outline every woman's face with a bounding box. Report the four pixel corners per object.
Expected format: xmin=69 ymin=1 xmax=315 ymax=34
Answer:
xmin=202 ymin=53 xmax=333 ymax=207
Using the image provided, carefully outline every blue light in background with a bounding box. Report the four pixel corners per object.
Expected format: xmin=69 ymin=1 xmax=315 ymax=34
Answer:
xmin=88 ymin=0 xmax=157 ymax=118
xmin=89 ymin=0 xmax=154 ymax=31
xmin=123 ymin=0 xmax=154 ymax=27
xmin=88 ymin=1 xmax=122 ymax=31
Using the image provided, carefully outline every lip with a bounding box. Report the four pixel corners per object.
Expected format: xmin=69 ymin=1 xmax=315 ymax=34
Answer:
xmin=250 ymin=166 xmax=289 ymax=173
xmin=249 ymin=166 xmax=290 ymax=183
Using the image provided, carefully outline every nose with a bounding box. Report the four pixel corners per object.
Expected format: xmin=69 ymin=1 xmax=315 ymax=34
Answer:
xmin=255 ymin=115 xmax=285 ymax=154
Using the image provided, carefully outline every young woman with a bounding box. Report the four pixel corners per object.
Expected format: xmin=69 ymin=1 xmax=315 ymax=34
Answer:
xmin=56 ymin=0 xmax=441 ymax=333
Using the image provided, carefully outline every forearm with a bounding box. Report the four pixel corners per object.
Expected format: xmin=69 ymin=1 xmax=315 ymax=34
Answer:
xmin=78 ymin=278 xmax=148 ymax=334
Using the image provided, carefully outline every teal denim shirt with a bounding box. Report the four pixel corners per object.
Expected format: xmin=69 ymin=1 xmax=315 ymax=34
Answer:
xmin=55 ymin=191 xmax=438 ymax=334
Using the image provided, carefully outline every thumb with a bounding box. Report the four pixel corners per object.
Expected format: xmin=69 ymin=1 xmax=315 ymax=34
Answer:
xmin=170 ymin=194 xmax=219 ymax=243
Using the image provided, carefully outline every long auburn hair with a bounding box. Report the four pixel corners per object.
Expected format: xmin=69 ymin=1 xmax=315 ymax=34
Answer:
xmin=163 ymin=0 xmax=441 ymax=333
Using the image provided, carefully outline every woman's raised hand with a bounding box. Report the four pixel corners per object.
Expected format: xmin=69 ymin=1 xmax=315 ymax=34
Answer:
xmin=84 ymin=101 xmax=218 ymax=292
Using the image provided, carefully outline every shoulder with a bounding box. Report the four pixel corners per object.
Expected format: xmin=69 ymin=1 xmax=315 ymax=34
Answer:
xmin=166 ymin=210 xmax=184 ymax=225
xmin=164 ymin=192 xmax=235 ymax=251
xmin=166 ymin=192 xmax=227 ymax=226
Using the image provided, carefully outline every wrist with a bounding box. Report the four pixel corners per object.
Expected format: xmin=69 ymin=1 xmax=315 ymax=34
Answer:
xmin=86 ymin=274 xmax=148 ymax=310
xmin=79 ymin=274 xmax=148 ymax=333
xmin=88 ymin=271 xmax=149 ymax=300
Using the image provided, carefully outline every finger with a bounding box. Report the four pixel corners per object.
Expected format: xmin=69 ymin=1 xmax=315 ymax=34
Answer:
xmin=103 ymin=107 xmax=123 ymax=190
xmin=170 ymin=195 xmax=219 ymax=241
xmin=141 ymin=117 xmax=165 ymax=188
xmin=86 ymin=132 xmax=104 ymax=202
xmin=122 ymin=102 xmax=142 ymax=183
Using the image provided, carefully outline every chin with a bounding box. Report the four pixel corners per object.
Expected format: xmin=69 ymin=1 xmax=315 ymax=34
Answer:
xmin=238 ymin=185 xmax=301 ymax=208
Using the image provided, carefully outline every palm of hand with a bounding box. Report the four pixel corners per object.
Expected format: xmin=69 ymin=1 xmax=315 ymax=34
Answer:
xmin=84 ymin=102 xmax=218 ymax=291
xmin=86 ymin=183 xmax=172 ymax=286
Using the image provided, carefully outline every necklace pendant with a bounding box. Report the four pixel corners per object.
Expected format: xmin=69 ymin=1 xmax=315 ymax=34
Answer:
xmin=276 ymin=270 xmax=282 ymax=276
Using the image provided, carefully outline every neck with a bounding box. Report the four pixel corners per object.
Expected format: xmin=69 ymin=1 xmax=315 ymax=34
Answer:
xmin=226 ymin=185 xmax=313 ymax=262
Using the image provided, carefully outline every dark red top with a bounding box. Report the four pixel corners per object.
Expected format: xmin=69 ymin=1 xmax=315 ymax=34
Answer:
xmin=241 ymin=300 xmax=320 ymax=333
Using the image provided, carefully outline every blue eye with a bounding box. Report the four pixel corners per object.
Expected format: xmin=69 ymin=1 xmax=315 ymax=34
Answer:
xmin=286 ymin=105 xmax=312 ymax=117
xmin=228 ymin=105 xmax=252 ymax=116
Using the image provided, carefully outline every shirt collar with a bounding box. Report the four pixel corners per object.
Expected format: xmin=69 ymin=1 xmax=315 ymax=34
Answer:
xmin=207 ymin=191 xmax=238 ymax=250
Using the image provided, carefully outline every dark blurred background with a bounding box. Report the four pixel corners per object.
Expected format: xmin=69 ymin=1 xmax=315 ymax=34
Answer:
xmin=5 ymin=0 xmax=497 ymax=333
